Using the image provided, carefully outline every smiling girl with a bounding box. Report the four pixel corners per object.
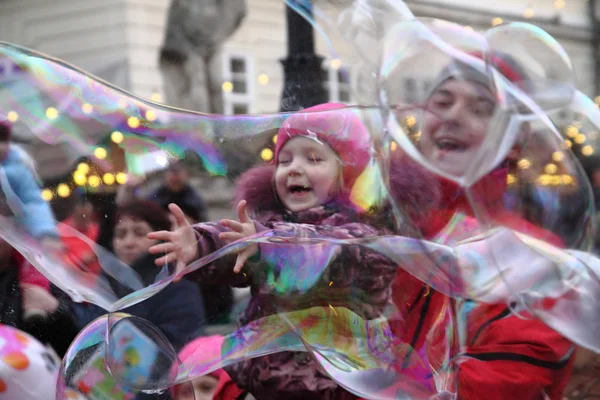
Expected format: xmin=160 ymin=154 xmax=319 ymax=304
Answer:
xmin=147 ymin=103 xmax=435 ymax=399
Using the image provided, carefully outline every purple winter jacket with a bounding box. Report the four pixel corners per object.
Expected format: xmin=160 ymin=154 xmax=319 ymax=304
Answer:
xmin=185 ymin=164 xmax=404 ymax=399
xmin=186 ymin=159 xmax=442 ymax=399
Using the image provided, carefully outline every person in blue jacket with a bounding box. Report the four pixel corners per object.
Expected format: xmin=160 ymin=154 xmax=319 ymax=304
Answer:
xmin=0 ymin=121 xmax=64 ymax=320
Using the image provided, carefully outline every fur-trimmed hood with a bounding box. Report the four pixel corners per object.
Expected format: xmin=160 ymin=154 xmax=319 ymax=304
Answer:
xmin=233 ymin=156 xmax=442 ymax=229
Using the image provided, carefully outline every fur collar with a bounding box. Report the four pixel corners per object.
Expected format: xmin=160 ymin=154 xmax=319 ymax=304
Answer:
xmin=233 ymin=158 xmax=442 ymax=228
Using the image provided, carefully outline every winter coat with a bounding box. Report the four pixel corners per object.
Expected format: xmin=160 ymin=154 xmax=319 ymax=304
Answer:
xmin=187 ymin=162 xmax=438 ymax=400
xmin=0 ymin=147 xmax=58 ymax=238
xmin=73 ymin=252 xmax=206 ymax=352
xmin=58 ymin=217 xmax=101 ymax=276
xmin=0 ymin=251 xmax=79 ymax=357
xmin=388 ymin=158 xmax=575 ymax=400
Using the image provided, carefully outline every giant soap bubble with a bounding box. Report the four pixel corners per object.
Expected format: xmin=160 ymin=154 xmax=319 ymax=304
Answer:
xmin=0 ymin=0 xmax=598 ymax=399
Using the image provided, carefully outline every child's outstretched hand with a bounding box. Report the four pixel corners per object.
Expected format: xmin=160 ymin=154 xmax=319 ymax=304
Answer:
xmin=148 ymin=203 xmax=199 ymax=277
xmin=219 ymin=200 xmax=257 ymax=274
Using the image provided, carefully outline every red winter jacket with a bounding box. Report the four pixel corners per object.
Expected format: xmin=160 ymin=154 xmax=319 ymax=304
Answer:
xmin=390 ymin=167 xmax=575 ymax=400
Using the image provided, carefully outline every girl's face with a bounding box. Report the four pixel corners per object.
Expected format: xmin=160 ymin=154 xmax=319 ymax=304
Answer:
xmin=420 ymin=79 xmax=496 ymax=177
xmin=112 ymin=217 xmax=156 ymax=265
xmin=174 ymin=375 xmax=219 ymax=400
xmin=275 ymin=136 xmax=342 ymax=212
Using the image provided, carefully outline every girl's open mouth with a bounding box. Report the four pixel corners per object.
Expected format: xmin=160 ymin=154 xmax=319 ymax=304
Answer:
xmin=435 ymin=137 xmax=469 ymax=152
xmin=288 ymin=184 xmax=312 ymax=196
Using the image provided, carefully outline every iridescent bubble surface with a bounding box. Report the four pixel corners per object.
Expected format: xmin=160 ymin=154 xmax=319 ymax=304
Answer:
xmin=0 ymin=1 xmax=598 ymax=399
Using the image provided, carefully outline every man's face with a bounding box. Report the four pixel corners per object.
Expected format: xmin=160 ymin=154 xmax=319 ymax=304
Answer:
xmin=419 ymin=79 xmax=496 ymax=177
xmin=165 ymin=164 xmax=188 ymax=190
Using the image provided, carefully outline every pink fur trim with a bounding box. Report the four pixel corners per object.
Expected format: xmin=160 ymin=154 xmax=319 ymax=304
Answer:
xmin=234 ymin=164 xmax=283 ymax=216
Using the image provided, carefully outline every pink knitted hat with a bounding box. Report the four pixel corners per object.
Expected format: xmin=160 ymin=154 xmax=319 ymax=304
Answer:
xmin=275 ymin=103 xmax=372 ymax=191
xmin=177 ymin=335 xmax=224 ymax=379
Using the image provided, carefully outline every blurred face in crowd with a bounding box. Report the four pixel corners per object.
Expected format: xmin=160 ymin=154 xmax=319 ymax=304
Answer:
xmin=275 ymin=136 xmax=342 ymax=212
xmin=112 ymin=217 xmax=157 ymax=265
xmin=173 ymin=375 xmax=219 ymax=400
xmin=592 ymin=170 xmax=600 ymax=189
xmin=165 ymin=163 xmax=189 ymax=192
xmin=420 ymin=79 xmax=496 ymax=176
xmin=74 ymin=200 xmax=94 ymax=221
xmin=0 ymin=141 xmax=9 ymax=161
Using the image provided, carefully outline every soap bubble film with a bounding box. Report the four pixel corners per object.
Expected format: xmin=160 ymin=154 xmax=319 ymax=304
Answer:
xmin=0 ymin=0 xmax=596 ymax=399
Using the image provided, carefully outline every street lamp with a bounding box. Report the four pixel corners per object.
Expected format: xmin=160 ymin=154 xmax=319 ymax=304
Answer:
xmin=280 ymin=1 xmax=328 ymax=112
xmin=590 ymin=0 xmax=600 ymax=96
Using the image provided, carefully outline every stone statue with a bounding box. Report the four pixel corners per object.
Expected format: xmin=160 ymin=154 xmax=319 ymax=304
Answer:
xmin=159 ymin=0 xmax=247 ymax=114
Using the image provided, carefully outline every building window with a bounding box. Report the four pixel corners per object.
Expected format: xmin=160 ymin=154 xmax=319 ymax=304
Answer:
xmin=222 ymin=52 xmax=255 ymax=115
xmin=325 ymin=60 xmax=352 ymax=104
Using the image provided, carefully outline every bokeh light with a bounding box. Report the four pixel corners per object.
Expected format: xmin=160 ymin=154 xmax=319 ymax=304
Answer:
xmin=582 ymin=145 xmax=594 ymax=156
xmin=57 ymin=184 xmax=71 ymax=198
xmin=518 ymin=159 xmax=531 ymax=170
xmin=103 ymin=173 xmax=115 ymax=185
xmin=565 ymin=125 xmax=579 ymax=138
xmin=73 ymin=171 xmax=87 ymax=186
xmin=6 ymin=111 xmax=18 ymax=123
xmin=222 ymin=81 xmax=233 ymax=92
xmin=45 ymin=107 xmax=58 ymax=120
xmin=127 ymin=116 xmax=140 ymax=129
xmin=544 ymin=163 xmax=558 ymax=174
xmin=77 ymin=163 xmax=90 ymax=174
xmin=260 ymin=148 xmax=274 ymax=161
xmin=145 ymin=110 xmax=157 ymax=122
xmin=111 ymin=131 xmax=124 ymax=144
xmin=81 ymin=103 xmax=93 ymax=114
xmin=88 ymin=175 xmax=101 ymax=188
xmin=330 ymin=58 xmax=342 ymax=70
xmin=94 ymin=147 xmax=107 ymax=160
xmin=116 ymin=172 xmax=128 ymax=185
xmin=575 ymin=134 xmax=587 ymax=144
xmin=40 ymin=189 xmax=53 ymax=201
xmin=258 ymin=74 xmax=270 ymax=85
xmin=552 ymin=151 xmax=565 ymax=162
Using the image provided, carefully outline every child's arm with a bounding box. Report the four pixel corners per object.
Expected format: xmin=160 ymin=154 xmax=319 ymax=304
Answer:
xmin=456 ymin=305 xmax=575 ymax=400
xmin=148 ymin=203 xmax=252 ymax=286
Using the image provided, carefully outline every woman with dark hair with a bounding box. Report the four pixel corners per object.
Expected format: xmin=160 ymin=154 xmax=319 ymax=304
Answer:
xmin=73 ymin=200 xmax=206 ymax=351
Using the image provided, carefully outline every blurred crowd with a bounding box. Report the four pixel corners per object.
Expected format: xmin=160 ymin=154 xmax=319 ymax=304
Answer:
xmin=0 ymin=121 xmax=233 ymax=399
